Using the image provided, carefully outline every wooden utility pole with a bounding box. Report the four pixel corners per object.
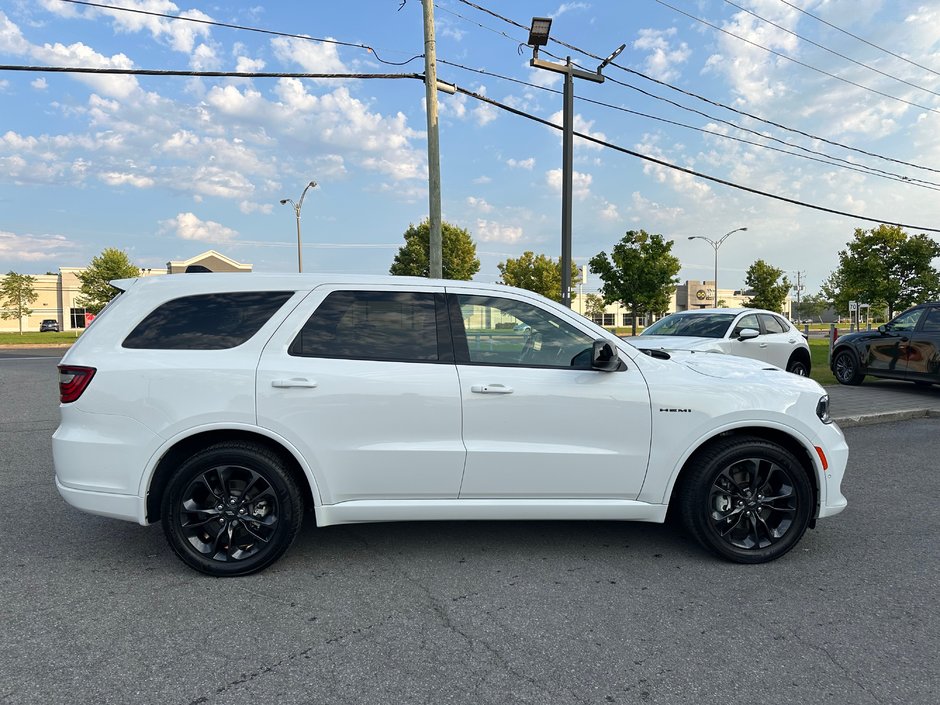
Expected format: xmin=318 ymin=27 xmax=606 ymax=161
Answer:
xmin=421 ymin=0 xmax=443 ymax=279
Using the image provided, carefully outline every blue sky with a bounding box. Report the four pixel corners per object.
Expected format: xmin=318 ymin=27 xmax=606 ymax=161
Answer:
xmin=1 ymin=0 xmax=939 ymax=294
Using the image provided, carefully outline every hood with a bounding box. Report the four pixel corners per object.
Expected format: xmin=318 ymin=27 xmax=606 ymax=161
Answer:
xmin=624 ymin=335 xmax=724 ymax=353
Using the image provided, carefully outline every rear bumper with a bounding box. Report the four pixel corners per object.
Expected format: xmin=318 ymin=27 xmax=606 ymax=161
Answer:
xmin=55 ymin=476 xmax=144 ymax=523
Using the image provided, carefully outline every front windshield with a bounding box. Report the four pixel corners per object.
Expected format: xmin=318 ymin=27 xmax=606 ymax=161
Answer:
xmin=641 ymin=312 xmax=737 ymax=338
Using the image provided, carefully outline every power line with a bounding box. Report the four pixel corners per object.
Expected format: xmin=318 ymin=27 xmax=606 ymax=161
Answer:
xmin=57 ymin=0 xmax=424 ymax=66
xmin=653 ymin=0 xmax=940 ymax=115
xmin=452 ymin=0 xmax=940 ymax=175
xmin=0 ymin=65 xmax=423 ymax=81
xmin=722 ymin=0 xmax=940 ymax=99
xmin=438 ymin=58 xmax=940 ymax=191
xmin=451 ymin=84 xmax=940 ymax=233
xmin=775 ymin=0 xmax=940 ymax=79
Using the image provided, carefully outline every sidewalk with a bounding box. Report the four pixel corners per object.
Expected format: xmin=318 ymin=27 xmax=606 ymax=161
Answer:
xmin=826 ymin=379 xmax=940 ymax=427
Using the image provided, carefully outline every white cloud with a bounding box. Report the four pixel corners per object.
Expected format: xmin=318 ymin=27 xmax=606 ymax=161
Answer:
xmin=99 ymin=171 xmax=155 ymax=188
xmin=633 ymin=28 xmax=691 ymax=82
xmin=599 ymin=201 xmax=619 ymax=221
xmin=239 ymin=200 xmax=273 ymax=215
xmin=545 ymin=168 xmax=592 ymax=200
xmin=31 ymin=78 xmax=47 ymax=90
xmin=161 ymin=212 xmax=237 ymax=243
xmin=473 ymin=175 xmax=492 ymax=184
xmin=235 ymin=56 xmax=265 ymax=73
xmin=506 ymin=157 xmax=535 ymax=170
xmin=551 ymin=3 xmax=590 ymax=19
xmin=271 ymin=36 xmax=349 ymax=82
xmin=466 ymin=196 xmax=493 ymax=213
xmin=475 ymin=219 xmax=524 ymax=243
xmin=0 ymin=229 xmax=77 ymax=261
xmin=471 ymin=87 xmax=498 ymax=126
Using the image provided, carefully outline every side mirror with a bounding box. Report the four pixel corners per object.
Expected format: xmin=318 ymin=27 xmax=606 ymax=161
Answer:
xmin=878 ymin=324 xmax=886 ymax=334
xmin=737 ymin=327 xmax=760 ymax=341
xmin=591 ymin=339 xmax=620 ymax=372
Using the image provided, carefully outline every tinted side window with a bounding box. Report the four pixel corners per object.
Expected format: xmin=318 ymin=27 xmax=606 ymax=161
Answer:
xmin=289 ymin=290 xmax=440 ymax=362
xmin=759 ymin=313 xmax=787 ymax=334
xmin=921 ymin=308 xmax=940 ymax=332
xmin=732 ymin=314 xmax=760 ymax=337
xmin=123 ymin=291 xmax=293 ymax=350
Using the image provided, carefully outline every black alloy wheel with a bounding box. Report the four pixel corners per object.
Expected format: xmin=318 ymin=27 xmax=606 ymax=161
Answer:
xmin=678 ymin=436 xmax=813 ymax=563
xmin=833 ymin=349 xmax=864 ymax=385
xmin=162 ymin=442 xmax=303 ymax=576
xmin=786 ymin=357 xmax=809 ymax=376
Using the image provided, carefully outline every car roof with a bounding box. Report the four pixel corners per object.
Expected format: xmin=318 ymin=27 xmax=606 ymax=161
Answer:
xmin=670 ymin=308 xmax=783 ymax=315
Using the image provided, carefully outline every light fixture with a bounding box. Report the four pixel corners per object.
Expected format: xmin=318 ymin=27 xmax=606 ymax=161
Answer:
xmin=528 ymin=17 xmax=552 ymax=47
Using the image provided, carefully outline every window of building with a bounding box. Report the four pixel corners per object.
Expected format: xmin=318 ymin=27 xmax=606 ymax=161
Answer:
xmin=70 ymin=308 xmax=87 ymax=329
xmin=123 ymin=291 xmax=293 ymax=350
xmin=289 ymin=290 xmax=440 ymax=362
xmin=603 ymin=313 xmax=615 ymax=327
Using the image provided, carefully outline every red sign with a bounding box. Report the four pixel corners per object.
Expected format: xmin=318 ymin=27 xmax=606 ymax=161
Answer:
xmin=84 ymin=312 xmax=96 ymax=327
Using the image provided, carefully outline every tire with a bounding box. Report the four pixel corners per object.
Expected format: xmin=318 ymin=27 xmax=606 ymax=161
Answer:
xmin=786 ymin=355 xmax=810 ymax=376
xmin=678 ymin=436 xmax=813 ymax=564
xmin=832 ymin=349 xmax=864 ymax=385
xmin=161 ymin=442 xmax=303 ymax=577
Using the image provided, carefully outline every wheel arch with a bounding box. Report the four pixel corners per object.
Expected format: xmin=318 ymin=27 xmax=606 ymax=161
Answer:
xmin=665 ymin=426 xmax=820 ymax=524
xmin=144 ymin=427 xmax=321 ymax=524
xmin=787 ymin=347 xmax=811 ymax=372
xmin=831 ymin=344 xmax=861 ymax=370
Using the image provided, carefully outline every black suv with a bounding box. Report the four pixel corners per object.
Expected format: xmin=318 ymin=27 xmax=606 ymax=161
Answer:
xmin=40 ymin=319 xmax=59 ymax=332
xmin=830 ymin=302 xmax=940 ymax=386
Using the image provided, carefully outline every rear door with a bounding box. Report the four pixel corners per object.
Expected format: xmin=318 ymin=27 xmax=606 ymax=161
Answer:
xmin=905 ymin=306 xmax=940 ymax=382
xmin=448 ymin=289 xmax=652 ymax=499
xmin=757 ymin=313 xmax=799 ymax=369
xmin=256 ymin=285 xmax=466 ymax=505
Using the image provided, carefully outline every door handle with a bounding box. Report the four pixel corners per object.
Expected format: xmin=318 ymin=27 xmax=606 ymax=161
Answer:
xmin=470 ymin=384 xmax=514 ymax=394
xmin=271 ymin=378 xmax=318 ymax=388
xmin=759 ymin=343 xmax=768 ymax=348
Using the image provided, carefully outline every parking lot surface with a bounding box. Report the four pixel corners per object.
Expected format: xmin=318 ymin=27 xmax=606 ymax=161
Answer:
xmin=1 ymin=352 xmax=937 ymax=704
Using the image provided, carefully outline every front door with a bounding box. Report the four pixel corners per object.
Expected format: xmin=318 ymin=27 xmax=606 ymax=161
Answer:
xmin=257 ymin=286 xmax=466 ymax=504
xmin=905 ymin=306 xmax=940 ymax=382
xmin=448 ymin=290 xmax=652 ymax=499
xmin=868 ymin=307 xmax=924 ymax=377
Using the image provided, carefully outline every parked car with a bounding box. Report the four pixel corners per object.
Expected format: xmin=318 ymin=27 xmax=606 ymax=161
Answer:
xmin=40 ymin=319 xmax=59 ymax=332
xmin=54 ymin=274 xmax=846 ymax=576
xmin=831 ymin=302 xmax=940 ymax=386
xmin=625 ymin=308 xmax=812 ymax=375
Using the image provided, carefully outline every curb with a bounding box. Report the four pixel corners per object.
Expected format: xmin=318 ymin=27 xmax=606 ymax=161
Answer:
xmin=834 ymin=408 xmax=936 ymax=428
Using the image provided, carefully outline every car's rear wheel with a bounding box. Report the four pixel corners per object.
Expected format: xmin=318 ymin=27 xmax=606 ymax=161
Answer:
xmin=162 ymin=442 xmax=303 ymax=576
xmin=833 ymin=349 xmax=864 ymax=385
xmin=678 ymin=436 xmax=813 ymax=564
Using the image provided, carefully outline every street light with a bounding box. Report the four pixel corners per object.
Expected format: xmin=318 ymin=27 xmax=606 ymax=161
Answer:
xmin=280 ymin=180 xmax=317 ymax=273
xmin=528 ymin=16 xmax=624 ymax=308
xmin=688 ymin=227 xmax=748 ymax=307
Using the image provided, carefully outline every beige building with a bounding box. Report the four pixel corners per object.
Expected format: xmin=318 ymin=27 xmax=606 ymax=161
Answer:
xmin=0 ymin=250 xmax=251 ymax=333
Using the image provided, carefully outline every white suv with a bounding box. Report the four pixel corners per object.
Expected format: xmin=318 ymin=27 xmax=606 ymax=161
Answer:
xmin=54 ymin=274 xmax=848 ymax=576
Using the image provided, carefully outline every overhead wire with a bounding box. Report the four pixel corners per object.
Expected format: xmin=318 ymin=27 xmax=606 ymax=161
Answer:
xmin=452 ymin=0 xmax=940 ymax=175
xmin=437 ymin=59 xmax=940 ymax=191
xmin=0 ymin=65 xmax=423 ymax=80
xmin=721 ymin=0 xmax=940 ymax=99
xmin=775 ymin=0 xmax=940 ymax=79
xmin=451 ymin=84 xmax=940 ymax=233
xmin=652 ymin=0 xmax=940 ymax=115
xmin=57 ymin=0 xmax=424 ymax=66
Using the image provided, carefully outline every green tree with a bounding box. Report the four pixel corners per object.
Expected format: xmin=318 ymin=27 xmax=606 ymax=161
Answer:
xmin=798 ymin=292 xmax=830 ymax=322
xmin=822 ymin=225 xmax=940 ymax=318
xmin=744 ymin=259 xmax=791 ymax=312
xmin=76 ymin=248 xmax=140 ymax=314
xmin=389 ymin=219 xmax=480 ymax=280
xmin=496 ymin=251 xmax=580 ymax=303
xmin=0 ymin=272 xmax=39 ymax=335
xmin=588 ymin=230 xmax=681 ymax=335
xmin=584 ymin=293 xmax=607 ymax=319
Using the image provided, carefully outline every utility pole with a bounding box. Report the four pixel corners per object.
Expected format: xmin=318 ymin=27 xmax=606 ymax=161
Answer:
xmin=527 ymin=17 xmax=624 ymax=308
xmin=279 ymin=180 xmax=317 ymax=273
xmin=793 ymin=270 xmax=805 ymax=321
xmin=421 ymin=0 xmax=443 ymax=279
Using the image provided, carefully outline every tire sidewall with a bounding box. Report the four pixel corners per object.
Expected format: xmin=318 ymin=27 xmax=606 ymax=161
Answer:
xmin=681 ymin=439 xmax=813 ymax=564
xmin=834 ymin=349 xmax=860 ymax=385
xmin=162 ymin=444 xmax=301 ymax=577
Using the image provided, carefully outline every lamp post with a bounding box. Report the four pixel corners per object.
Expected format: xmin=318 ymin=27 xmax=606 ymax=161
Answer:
xmin=280 ymin=180 xmax=317 ymax=273
xmin=688 ymin=227 xmax=748 ymax=307
xmin=527 ymin=16 xmax=624 ymax=308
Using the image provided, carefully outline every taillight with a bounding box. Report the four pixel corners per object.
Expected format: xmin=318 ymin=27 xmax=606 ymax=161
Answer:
xmin=58 ymin=365 xmax=96 ymax=403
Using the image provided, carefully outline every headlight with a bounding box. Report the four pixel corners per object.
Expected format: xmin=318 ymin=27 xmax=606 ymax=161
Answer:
xmin=816 ymin=394 xmax=832 ymax=424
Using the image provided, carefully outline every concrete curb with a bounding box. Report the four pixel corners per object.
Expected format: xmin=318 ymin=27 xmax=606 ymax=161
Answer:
xmin=834 ymin=408 xmax=937 ymax=428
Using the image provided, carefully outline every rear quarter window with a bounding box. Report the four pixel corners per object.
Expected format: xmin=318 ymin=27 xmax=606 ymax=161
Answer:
xmin=122 ymin=291 xmax=294 ymax=350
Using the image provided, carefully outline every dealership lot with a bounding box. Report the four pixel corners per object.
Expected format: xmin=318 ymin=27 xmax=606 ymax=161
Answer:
xmin=1 ymin=352 xmax=937 ymax=705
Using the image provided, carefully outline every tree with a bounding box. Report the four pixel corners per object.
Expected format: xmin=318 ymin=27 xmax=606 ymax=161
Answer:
xmin=497 ymin=251 xmax=580 ymax=303
xmin=822 ymin=225 xmax=940 ymax=319
xmin=76 ymin=248 xmax=141 ymax=314
xmin=389 ymin=219 xmax=480 ymax=280
xmin=0 ymin=272 xmax=39 ymax=335
xmin=799 ymin=293 xmax=830 ymax=322
xmin=588 ymin=230 xmax=681 ymax=335
xmin=743 ymin=259 xmax=791 ymax=312
xmin=584 ymin=293 xmax=607 ymax=320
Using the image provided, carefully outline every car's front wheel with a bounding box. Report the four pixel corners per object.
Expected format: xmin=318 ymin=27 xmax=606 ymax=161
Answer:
xmin=833 ymin=349 xmax=864 ymax=385
xmin=785 ymin=355 xmax=810 ymax=376
xmin=162 ymin=442 xmax=303 ymax=576
xmin=678 ymin=436 xmax=813 ymax=563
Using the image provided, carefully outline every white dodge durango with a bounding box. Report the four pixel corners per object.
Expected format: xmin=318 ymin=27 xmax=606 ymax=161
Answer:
xmin=54 ymin=274 xmax=848 ymax=576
